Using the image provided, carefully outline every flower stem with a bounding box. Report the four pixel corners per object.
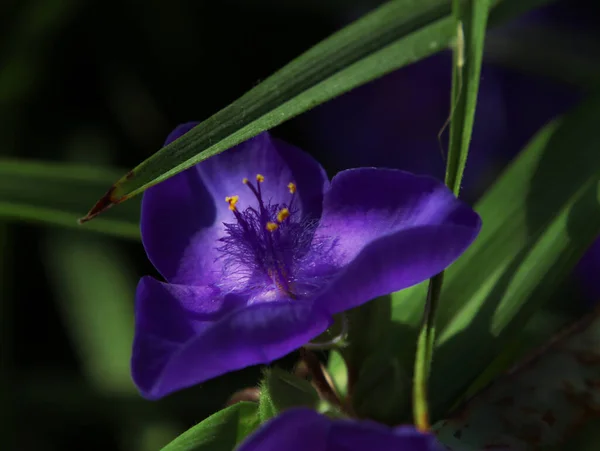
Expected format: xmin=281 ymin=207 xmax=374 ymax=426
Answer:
xmin=412 ymin=273 xmax=443 ymax=430
xmin=299 ymin=348 xmax=345 ymax=412
xmin=412 ymin=0 xmax=490 ymax=430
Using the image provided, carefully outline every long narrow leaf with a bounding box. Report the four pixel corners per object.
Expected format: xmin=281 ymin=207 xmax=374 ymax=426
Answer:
xmin=161 ymin=402 xmax=259 ymax=451
xmin=0 ymin=159 xmax=140 ymax=238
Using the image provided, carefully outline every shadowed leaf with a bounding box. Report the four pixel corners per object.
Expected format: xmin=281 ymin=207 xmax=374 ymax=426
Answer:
xmin=436 ymin=305 xmax=600 ymax=450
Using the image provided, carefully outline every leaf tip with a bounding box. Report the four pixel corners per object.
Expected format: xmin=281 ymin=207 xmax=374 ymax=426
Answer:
xmin=79 ymin=171 xmax=136 ymax=224
xmin=78 ymin=185 xmax=124 ymax=224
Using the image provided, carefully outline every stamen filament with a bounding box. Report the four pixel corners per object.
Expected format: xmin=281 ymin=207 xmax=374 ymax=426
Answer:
xmin=288 ymin=182 xmax=296 ymax=211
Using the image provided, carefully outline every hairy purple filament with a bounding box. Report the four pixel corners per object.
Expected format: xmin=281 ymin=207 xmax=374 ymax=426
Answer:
xmin=217 ymin=176 xmax=315 ymax=301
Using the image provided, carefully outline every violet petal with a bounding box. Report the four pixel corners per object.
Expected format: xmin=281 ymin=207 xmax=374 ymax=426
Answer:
xmin=131 ymin=277 xmax=331 ymax=399
xmin=237 ymin=408 xmax=443 ymax=451
xmin=312 ymin=168 xmax=481 ymax=314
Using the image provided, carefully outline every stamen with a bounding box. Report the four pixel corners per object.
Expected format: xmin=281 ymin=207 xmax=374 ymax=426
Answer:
xmin=243 ymin=177 xmax=266 ymax=213
xmin=288 ymin=182 xmax=296 ymax=211
xmin=219 ymin=173 xmax=329 ymax=302
xmin=225 ymin=195 xmax=239 ymax=211
xmin=277 ymin=208 xmax=290 ymax=223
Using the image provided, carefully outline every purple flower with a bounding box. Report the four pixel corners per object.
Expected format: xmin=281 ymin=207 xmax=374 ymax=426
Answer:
xmin=236 ymin=408 xmax=444 ymax=451
xmin=132 ymin=123 xmax=481 ymax=399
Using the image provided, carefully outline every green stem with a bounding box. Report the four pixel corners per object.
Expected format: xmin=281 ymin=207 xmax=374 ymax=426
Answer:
xmin=412 ymin=273 xmax=444 ymax=430
xmin=412 ymin=0 xmax=491 ymax=429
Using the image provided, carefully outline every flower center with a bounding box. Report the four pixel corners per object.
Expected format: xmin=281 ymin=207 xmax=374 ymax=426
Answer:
xmin=218 ymin=174 xmax=310 ymax=300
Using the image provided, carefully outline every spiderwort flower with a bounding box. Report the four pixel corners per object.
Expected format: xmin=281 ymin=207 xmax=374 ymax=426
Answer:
xmin=236 ymin=408 xmax=444 ymax=451
xmin=132 ymin=123 xmax=481 ymax=399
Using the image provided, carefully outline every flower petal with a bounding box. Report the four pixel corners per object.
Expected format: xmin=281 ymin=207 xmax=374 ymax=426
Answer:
xmin=312 ymin=168 xmax=481 ymax=314
xmin=237 ymin=409 xmax=329 ymax=451
xmin=141 ymin=122 xmax=224 ymax=285
xmin=131 ymin=277 xmax=331 ymax=399
xmin=140 ymin=128 xmax=329 ymax=285
xmin=237 ymin=408 xmax=443 ymax=451
xmin=196 ymin=132 xmax=329 ymax=220
xmin=164 ymin=121 xmax=198 ymax=144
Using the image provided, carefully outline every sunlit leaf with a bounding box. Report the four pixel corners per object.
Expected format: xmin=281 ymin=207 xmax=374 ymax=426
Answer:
xmin=161 ymin=402 xmax=260 ymax=451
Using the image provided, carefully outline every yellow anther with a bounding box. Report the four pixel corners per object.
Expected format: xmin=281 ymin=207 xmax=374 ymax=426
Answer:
xmin=225 ymin=195 xmax=239 ymax=211
xmin=288 ymin=182 xmax=296 ymax=194
xmin=242 ymin=177 xmax=249 ymax=184
xmin=277 ymin=208 xmax=290 ymax=223
xmin=256 ymin=174 xmax=265 ymax=183
xmin=266 ymin=222 xmax=279 ymax=232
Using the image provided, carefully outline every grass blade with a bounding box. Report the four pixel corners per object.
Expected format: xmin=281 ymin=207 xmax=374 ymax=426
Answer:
xmin=0 ymin=159 xmax=140 ymax=239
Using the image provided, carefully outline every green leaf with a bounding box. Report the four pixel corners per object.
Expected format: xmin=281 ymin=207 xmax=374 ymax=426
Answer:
xmin=161 ymin=402 xmax=260 ymax=451
xmin=80 ymin=0 xmax=554 ymax=222
xmin=0 ymin=159 xmax=139 ymax=239
xmin=257 ymin=367 xmax=319 ymax=423
xmin=446 ymin=0 xmax=491 ymax=195
xmin=435 ymin=306 xmax=600 ymax=450
xmin=394 ymin=94 xmax=600 ymax=418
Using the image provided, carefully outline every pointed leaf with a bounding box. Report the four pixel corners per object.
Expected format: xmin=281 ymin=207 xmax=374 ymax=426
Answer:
xmin=161 ymin=402 xmax=259 ymax=451
xmin=0 ymin=159 xmax=139 ymax=238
